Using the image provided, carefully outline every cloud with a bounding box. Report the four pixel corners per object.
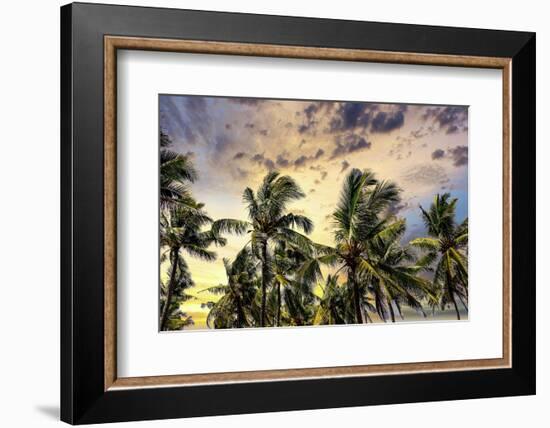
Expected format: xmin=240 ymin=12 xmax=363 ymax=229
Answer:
xmin=340 ymin=160 xmax=350 ymax=172
xmin=329 ymin=102 xmax=374 ymax=133
xmin=331 ymin=134 xmax=372 ymax=159
xmin=422 ymin=106 xmax=468 ymax=134
xmin=244 ymin=123 xmax=255 ymax=129
xmin=250 ymin=153 xmax=276 ymax=170
xmin=387 ymin=201 xmax=410 ymax=216
xmin=328 ymin=103 xmax=406 ymax=134
xmin=448 ymin=145 xmax=468 ymax=167
xmin=298 ymin=101 xmax=333 ymax=134
xmin=294 ymin=155 xmax=309 ymax=168
xmin=259 ymin=129 xmax=268 ymax=136
xmin=251 ymin=153 xmax=264 ymax=163
xmin=431 ymin=149 xmax=446 ymax=160
xmin=401 ymin=164 xmax=448 ymax=185
xmin=292 ymin=149 xmax=327 ymax=169
xmin=225 ymin=123 xmax=232 ymax=130
xmin=276 ymin=154 xmax=290 ymax=167
xmin=321 ymin=171 xmax=328 ymax=180
xmin=447 ymin=125 xmax=460 ymax=134
xmin=370 ymin=106 xmax=406 ymax=133
xmin=430 ymin=146 xmax=468 ymax=167
xmin=233 ymin=152 xmax=246 ymax=160
xmin=264 ymin=158 xmax=276 ymax=170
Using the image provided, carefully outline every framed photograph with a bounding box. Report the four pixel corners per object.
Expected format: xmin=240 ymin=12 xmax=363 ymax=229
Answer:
xmin=61 ymin=2 xmax=535 ymax=424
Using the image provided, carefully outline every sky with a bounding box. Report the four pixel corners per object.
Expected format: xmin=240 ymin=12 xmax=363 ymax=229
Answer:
xmin=159 ymin=94 xmax=469 ymax=328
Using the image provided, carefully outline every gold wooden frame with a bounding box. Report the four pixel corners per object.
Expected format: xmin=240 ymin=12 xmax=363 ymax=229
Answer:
xmin=104 ymin=36 xmax=512 ymax=391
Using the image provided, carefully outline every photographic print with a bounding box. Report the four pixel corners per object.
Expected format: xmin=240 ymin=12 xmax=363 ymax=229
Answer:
xmin=159 ymin=95 xmax=469 ymax=332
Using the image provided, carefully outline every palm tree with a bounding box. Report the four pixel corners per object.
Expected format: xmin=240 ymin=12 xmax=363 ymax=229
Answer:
xmin=297 ymin=168 xmax=435 ymax=325
xmin=201 ymin=248 xmax=258 ymax=328
xmin=214 ymin=171 xmax=314 ymax=327
xmin=159 ymin=252 xmax=196 ymax=330
xmin=318 ymin=169 xmax=401 ymax=323
xmin=159 ymin=203 xmax=226 ymax=331
xmin=314 ymin=275 xmax=353 ymax=325
xmin=270 ymin=241 xmax=317 ymax=326
xmin=160 ymin=131 xmax=197 ymax=209
xmin=410 ymin=193 xmax=468 ymax=319
xmin=359 ymin=219 xmax=435 ymax=322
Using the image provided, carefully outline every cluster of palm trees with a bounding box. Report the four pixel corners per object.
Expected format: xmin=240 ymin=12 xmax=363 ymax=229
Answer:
xmin=159 ymin=134 xmax=469 ymax=331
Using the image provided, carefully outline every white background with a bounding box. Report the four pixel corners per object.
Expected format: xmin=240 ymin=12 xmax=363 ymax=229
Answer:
xmin=118 ymin=51 xmax=503 ymax=377
xmin=0 ymin=0 xmax=546 ymax=427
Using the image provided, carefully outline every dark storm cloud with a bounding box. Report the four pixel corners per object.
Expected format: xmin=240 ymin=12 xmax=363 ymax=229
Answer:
xmin=250 ymin=153 xmax=276 ymax=170
xmin=264 ymin=158 xmax=276 ymax=170
xmin=225 ymin=123 xmax=232 ymax=130
xmin=294 ymin=155 xmax=309 ymax=168
xmin=244 ymin=123 xmax=255 ymax=129
xmin=447 ymin=125 xmax=459 ymax=134
xmin=431 ymin=149 xmax=446 ymax=160
xmin=321 ymin=171 xmax=328 ymax=180
xmin=276 ymin=154 xmax=290 ymax=168
xmin=449 ymin=145 xmax=468 ymax=167
xmin=298 ymin=101 xmax=333 ymax=134
xmin=329 ymin=102 xmax=374 ymax=133
xmin=328 ymin=102 xmax=407 ymax=135
xmin=259 ymin=129 xmax=268 ymax=136
xmin=422 ymin=106 xmax=468 ymax=134
xmin=340 ymin=160 xmax=351 ymax=172
xmin=370 ymin=106 xmax=407 ymax=133
xmin=233 ymin=152 xmax=247 ymax=160
xmin=330 ymin=134 xmax=372 ymax=159
xmin=430 ymin=146 xmax=468 ymax=167
xmin=387 ymin=201 xmax=410 ymax=216
xmin=291 ymin=148 xmax=327 ymax=169
xmin=251 ymin=153 xmax=265 ymax=163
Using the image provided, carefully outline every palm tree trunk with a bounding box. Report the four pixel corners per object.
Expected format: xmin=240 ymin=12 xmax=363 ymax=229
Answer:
xmin=350 ymin=265 xmax=363 ymax=324
xmin=260 ymin=241 xmax=268 ymax=327
xmin=236 ymin=296 xmax=245 ymax=328
xmin=160 ymin=248 xmax=178 ymax=331
xmin=276 ymin=282 xmax=281 ymax=327
xmin=452 ymin=293 xmax=461 ymax=320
